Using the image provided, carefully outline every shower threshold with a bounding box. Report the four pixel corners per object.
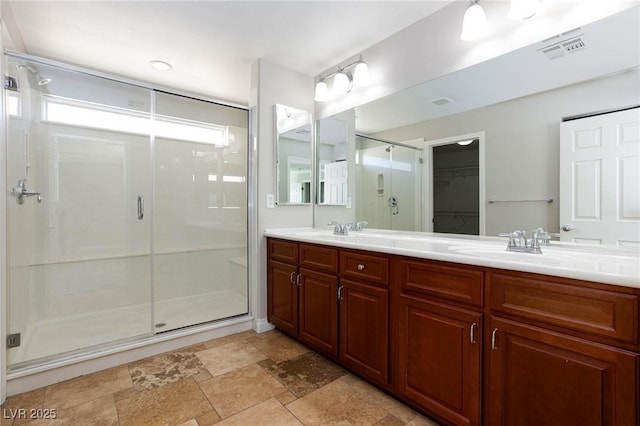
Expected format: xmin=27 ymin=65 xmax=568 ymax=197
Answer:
xmin=8 ymin=290 xmax=247 ymax=369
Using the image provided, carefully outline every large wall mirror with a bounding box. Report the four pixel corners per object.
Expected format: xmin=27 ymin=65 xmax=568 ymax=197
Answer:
xmin=275 ymin=104 xmax=313 ymax=205
xmin=314 ymin=7 xmax=639 ymax=242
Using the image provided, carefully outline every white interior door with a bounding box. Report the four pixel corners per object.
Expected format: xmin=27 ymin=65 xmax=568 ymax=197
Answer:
xmin=559 ymin=107 xmax=640 ymax=246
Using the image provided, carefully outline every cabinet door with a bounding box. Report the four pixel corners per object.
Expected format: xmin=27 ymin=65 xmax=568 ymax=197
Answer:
xmin=486 ymin=316 xmax=639 ymax=426
xmin=398 ymin=294 xmax=482 ymax=426
xmin=298 ymin=268 xmax=338 ymax=356
xmin=267 ymin=260 xmax=298 ymax=336
xmin=340 ymin=279 xmax=389 ymax=386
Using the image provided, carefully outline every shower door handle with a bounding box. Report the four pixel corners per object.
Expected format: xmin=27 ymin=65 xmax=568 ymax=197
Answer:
xmin=137 ymin=195 xmax=144 ymax=220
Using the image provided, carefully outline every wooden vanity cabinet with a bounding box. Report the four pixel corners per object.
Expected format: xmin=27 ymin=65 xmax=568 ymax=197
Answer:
xmin=485 ymin=271 xmax=640 ymax=426
xmin=267 ymin=239 xmax=339 ymax=356
xmin=393 ymin=258 xmax=484 ymax=426
xmin=267 ymin=238 xmax=640 ymax=425
xmin=339 ymin=250 xmax=390 ymax=386
xmin=486 ymin=316 xmax=638 ymax=426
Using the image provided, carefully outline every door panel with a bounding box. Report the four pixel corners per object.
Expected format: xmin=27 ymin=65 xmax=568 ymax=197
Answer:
xmin=340 ymin=279 xmax=389 ymax=385
xmin=298 ymin=268 xmax=338 ymax=356
xmin=152 ymin=91 xmax=249 ymax=332
xmin=267 ymin=261 xmax=298 ymax=336
xmin=398 ymin=295 xmax=482 ymax=426
xmin=5 ymin=57 xmax=153 ymax=367
xmin=487 ymin=316 xmax=638 ymax=426
xmin=560 ymin=108 xmax=640 ymax=245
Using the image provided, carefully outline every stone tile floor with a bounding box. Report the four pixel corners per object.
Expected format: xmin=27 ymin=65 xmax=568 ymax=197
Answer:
xmin=1 ymin=330 xmax=441 ymax=425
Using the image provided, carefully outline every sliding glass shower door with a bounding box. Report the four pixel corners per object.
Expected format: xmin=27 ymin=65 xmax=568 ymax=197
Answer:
xmin=4 ymin=54 xmax=248 ymax=370
xmin=5 ymin=57 xmax=154 ymax=367
xmin=152 ymin=92 xmax=248 ymax=332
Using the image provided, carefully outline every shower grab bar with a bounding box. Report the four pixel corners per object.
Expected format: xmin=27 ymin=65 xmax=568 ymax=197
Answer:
xmin=137 ymin=195 xmax=144 ymax=220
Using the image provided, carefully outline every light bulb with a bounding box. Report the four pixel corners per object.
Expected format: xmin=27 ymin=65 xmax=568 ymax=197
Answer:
xmin=508 ymin=0 xmax=541 ymax=20
xmin=333 ymin=71 xmax=351 ymax=95
xmin=353 ymin=61 xmax=370 ymax=87
xmin=460 ymin=2 xmax=487 ymax=41
xmin=457 ymin=139 xmax=474 ymax=146
xmin=314 ymin=81 xmax=329 ymax=102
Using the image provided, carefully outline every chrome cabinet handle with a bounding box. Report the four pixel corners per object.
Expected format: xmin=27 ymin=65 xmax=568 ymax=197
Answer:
xmin=491 ymin=328 xmax=498 ymax=350
xmin=470 ymin=323 xmax=477 ymax=344
xmin=337 ymin=285 xmax=344 ymax=300
xmin=289 ymin=272 xmax=296 ymax=284
xmin=137 ymin=195 xmax=144 ymax=220
xmin=296 ymin=273 xmax=302 ymax=286
xmin=357 ymin=264 xmax=365 ymax=271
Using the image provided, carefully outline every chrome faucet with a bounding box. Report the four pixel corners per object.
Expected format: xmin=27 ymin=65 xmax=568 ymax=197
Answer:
xmin=328 ymin=221 xmax=349 ymax=236
xmin=350 ymin=221 xmax=368 ymax=232
xmin=499 ymin=228 xmax=552 ymax=254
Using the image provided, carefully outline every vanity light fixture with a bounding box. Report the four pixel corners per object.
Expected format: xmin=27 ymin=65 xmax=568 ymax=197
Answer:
xmin=333 ymin=69 xmax=351 ymax=95
xmin=314 ymin=80 xmax=329 ymax=102
xmin=461 ymin=0 xmax=487 ymax=41
xmin=314 ymin=55 xmax=370 ymax=102
xmin=508 ymin=0 xmax=541 ymax=20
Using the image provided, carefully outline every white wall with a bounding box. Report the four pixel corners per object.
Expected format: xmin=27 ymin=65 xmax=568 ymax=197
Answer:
xmin=374 ymin=68 xmax=640 ymax=236
xmin=250 ymin=59 xmax=314 ymax=330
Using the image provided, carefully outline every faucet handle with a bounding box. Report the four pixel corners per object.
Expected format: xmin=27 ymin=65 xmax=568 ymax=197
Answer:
xmin=349 ymin=221 xmax=368 ymax=231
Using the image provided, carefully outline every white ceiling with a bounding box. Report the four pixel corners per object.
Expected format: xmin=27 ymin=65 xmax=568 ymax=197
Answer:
xmin=4 ymin=0 xmax=454 ymax=106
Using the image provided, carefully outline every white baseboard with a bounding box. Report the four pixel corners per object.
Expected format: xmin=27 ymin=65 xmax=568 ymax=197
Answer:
xmin=253 ymin=317 xmax=275 ymax=333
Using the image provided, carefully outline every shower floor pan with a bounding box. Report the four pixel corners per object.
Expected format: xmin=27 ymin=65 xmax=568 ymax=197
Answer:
xmin=8 ymin=290 xmax=248 ymax=368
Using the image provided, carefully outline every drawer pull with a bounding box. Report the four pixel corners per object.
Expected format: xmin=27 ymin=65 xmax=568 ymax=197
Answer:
xmin=289 ymin=272 xmax=296 ymax=284
xmin=491 ymin=328 xmax=498 ymax=350
xmin=296 ymin=273 xmax=302 ymax=287
xmin=357 ymin=264 xmax=365 ymax=271
xmin=470 ymin=322 xmax=477 ymax=344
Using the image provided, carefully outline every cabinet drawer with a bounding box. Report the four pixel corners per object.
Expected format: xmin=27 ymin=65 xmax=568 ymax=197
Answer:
xmin=340 ymin=250 xmax=389 ymax=286
xmin=299 ymin=244 xmax=339 ymax=274
xmin=489 ymin=272 xmax=639 ymax=344
xmin=397 ymin=259 xmax=483 ymax=307
xmin=268 ymin=238 xmax=298 ymax=264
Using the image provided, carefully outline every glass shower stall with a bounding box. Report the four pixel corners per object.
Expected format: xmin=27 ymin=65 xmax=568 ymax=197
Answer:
xmin=4 ymin=53 xmax=249 ymax=370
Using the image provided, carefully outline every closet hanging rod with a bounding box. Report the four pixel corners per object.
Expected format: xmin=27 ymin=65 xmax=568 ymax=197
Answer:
xmin=355 ymin=133 xmax=422 ymax=151
xmin=488 ymin=198 xmax=553 ymax=204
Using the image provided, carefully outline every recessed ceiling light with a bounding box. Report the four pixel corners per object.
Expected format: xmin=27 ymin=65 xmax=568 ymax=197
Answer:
xmin=149 ymin=60 xmax=173 ymax=71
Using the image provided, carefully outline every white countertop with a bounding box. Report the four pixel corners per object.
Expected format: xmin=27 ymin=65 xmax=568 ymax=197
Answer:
xmin=264 ymin=227 xmax=640 ymax=289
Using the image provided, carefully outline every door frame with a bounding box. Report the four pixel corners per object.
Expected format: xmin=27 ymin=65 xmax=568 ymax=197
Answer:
xmin=423 ymin=132 xmax=486 ymax=235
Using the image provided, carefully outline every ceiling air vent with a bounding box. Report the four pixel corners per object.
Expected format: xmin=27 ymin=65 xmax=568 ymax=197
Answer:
xmin=562 ymin=38 xmax=586 ymax=54
xmin=540 ymin=35 xmax=586 ymax=60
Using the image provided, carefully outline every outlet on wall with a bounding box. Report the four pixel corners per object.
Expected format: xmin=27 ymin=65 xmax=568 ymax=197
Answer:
xmin=266 ymin=194 xmax=275 ymax=208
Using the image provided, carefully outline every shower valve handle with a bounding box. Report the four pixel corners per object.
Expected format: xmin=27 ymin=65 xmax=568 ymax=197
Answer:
xmin=11 ymin=179 xmax=42 ymax=205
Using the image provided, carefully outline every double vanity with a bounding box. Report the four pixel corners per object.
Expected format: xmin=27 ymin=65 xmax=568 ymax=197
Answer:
xmin=265 ymin=227 xmax=640 ymax=425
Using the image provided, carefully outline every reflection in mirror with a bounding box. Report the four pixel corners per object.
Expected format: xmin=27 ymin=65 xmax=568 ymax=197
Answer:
xmin=318 ymin=8 xmax=639 ymax=240
xmin=354 ymin=134 xmax=423 ymax=231
xmin=316 ymin=116 xmax=348 ymax=206
xmin=275 ymin=104 xmax=312 ymax=205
